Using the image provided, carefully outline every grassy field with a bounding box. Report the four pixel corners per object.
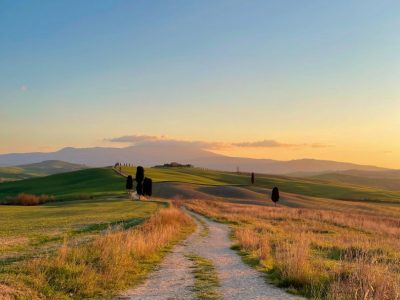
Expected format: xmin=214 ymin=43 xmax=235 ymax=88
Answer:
xmin=186 ymin=200 xmax=400 ymax=299
xmin=311 ymin=172 xmax=400 ymax=192
xmin=0 ymin=168 xmax=124 ymax=201
xmin=1 ymin=166 xmax=399 ymax=204
xmin=0 ymin=165 xmax=399 ymax=299
xmin=0 ymin=166 xmax=198 ymax=299
xmin=120 ymin=165 xmax=245 ymax=185
xmin=0 ymin=205 xmax=195 ymax=299
xmin=0 ymin=197 xmax=163 ymax=258
xmin=120 ymin=166 xmax=400 ymax=203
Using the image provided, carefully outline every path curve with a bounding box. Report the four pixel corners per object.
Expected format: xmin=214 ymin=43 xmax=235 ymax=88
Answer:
xmin=118 ymin=209 xmax=303 ymax=300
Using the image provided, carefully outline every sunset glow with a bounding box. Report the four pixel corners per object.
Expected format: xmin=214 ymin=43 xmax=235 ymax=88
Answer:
xmin=1 ymin=1 xmax=399 ymax=168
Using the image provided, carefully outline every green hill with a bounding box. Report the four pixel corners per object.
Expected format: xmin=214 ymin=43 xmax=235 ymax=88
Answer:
xmin=1 ymin=166 xmax=400 ymax=204
xmin=311 ymin=170 xmax=400 ymax=191
xmin=0 ymin=160 xmax=86 ymax=182
xmin=0 ymin=168 xmax=124 ymax=201
xmin=120 ymin=166 xmax=400 ymax=203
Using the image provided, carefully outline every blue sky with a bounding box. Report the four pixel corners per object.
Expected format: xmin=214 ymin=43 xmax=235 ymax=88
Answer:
xmin=1 ymin=1 xmax=399 ymax=167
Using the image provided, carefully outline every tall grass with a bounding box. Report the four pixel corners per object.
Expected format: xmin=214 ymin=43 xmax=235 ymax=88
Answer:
xmin=329 ymin=252 xmax=400 ymax=300
xmin=0 ymin=205 xmax=195 ymax=299
xmin=187 ymin=200 xmax=400 ymax=299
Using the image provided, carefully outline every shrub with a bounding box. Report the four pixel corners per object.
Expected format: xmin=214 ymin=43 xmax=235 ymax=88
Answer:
xmin=3 ymin=193 xmax=54 ymax=206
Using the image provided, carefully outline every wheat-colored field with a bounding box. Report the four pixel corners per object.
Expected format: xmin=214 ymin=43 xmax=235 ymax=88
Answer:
xmin=0 ymin=205 xmax=195 ymax=299
xmin=186 ymin=200 xmax=400 ymax=299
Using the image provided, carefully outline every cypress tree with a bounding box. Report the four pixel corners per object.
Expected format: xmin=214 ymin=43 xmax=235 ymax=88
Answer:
xmin=143 ymin=177 xmax=153 ymax=197
xmin=135 ymin=166 xmax=145 ymax=197
xmin=271 ymin=187 xmax=280 ymax=206
xmin=126 ymin=175 xmax=133 ymax=190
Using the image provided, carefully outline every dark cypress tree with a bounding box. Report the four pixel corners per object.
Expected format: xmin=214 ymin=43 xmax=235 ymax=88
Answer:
xmin=135 ymin=166 xmax=145 ymax=197
xmin=271 ymin=187 xmax=280 ymax=206
xmin=251 ymin=172 xmax=255 ymax=185
xmin=136 ymin=182 xmax=143 ymax=196
xmin=135 ymin=166 xmax=144 ymax=182
xmin=126 ymin=175 xmax=133 ymax=190
xmin=143 ymin=177 xmax=153 ymax=197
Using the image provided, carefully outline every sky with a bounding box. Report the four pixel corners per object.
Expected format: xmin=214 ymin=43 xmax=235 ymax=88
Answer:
xmin=1 ymin=0 xmax=399 ymax=168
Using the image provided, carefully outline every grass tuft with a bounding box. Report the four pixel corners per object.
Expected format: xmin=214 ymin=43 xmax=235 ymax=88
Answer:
xmin=187 ymin=254 xmax=221 ymax=300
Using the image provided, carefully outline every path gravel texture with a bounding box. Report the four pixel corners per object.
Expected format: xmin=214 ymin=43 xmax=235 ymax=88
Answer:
xmin=118 ymin=209 xmax=303 ymax=300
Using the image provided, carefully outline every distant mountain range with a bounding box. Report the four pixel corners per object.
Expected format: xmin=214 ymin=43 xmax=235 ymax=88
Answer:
xmin=0 ymin=141 xmax=389 ymax=175
xmin=0 ymin=160 xmax=87 ymax=182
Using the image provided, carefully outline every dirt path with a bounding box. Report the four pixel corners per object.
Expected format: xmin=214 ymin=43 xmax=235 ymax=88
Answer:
xmin=118 ymin=210 xmax=303 ymax=300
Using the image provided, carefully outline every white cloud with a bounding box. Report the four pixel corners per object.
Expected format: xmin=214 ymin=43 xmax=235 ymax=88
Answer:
xmin=106 ymin=135 xmax=162 ymax=144
xmin=233 ymin=139 xmax=330 ymax=149
xmin=106 ymin=135 xmax=329 ymax=150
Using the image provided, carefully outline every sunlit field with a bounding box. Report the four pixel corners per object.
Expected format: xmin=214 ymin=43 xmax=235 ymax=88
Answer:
xmin=0 ymin=204 xmax=194 ymax=299
xmin=120 ymin=166 xmax=400 ymax=203
xmin=185 ymin=200 xmax=400 ymax=299
xmin=0 ymin=198 xmax=162 ymax=258
xmin=1 ymin=165 xmax=400 ymax=299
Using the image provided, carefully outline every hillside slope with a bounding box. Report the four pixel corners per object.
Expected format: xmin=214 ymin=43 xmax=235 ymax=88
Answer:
xmin=1 ymin=166 xmax=399 ymax=204
xmin=0 ymin=168 xmax=123 ymax=201
xmin=311 ymin=169 xmax=400 ymax=191
xmin=121 ymin=166 xmax=400 ymax=203
xmin=0 ymin=160 xmax=86 ymax=182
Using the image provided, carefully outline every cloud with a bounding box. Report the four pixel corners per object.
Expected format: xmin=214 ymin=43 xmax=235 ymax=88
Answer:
xmin=233 ymin=140 xmax=296 ymax=148
xmin=233 ymin=139 xmax=330 ymax=149
xmin=309 ymin=143 xmax=331 ymax=148
xmin=106 ymin=135 xmax=227 ymax=150
xmin=20 ymin=85 xmax=28 ymax=92
xmin=106 ymin=135 xmax=329 ymax=150
xmin=106 ymin=135 xmax=163 ymax=144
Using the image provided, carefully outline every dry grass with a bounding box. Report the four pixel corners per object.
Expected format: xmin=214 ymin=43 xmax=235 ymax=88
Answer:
xmin=186 ymin=200 xmax=400 ymax=299
xmin=2 ymin=193 xmax=54 ymax=206
xmin=235 ymin=228 xmax=260 ymax=252
xmin=329 ymin=253 xmax=400 ymax=300
xmin=0 ymin=205 xmax=195 ymax=299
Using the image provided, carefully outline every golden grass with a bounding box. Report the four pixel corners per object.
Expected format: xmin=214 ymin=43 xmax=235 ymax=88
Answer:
xmin=186 ymin=200 xmax=400 ymax=299
xmin=0 ymin=205 xmax=195 ymax=299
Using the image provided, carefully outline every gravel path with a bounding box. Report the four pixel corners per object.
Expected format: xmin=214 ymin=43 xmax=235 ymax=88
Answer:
xmin=118 ymin=209 xmax=303 ymax=300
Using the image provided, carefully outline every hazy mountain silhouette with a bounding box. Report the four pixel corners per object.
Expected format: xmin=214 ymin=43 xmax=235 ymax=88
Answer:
xmin=0 ymin=141 xmax=388 ymax=175
xmin=0 ymin=160 xmax=86 ymax=182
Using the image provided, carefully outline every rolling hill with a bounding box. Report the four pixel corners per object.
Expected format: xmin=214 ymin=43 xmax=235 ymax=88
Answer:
xmin=310 ymin=169 xmax=400 ymax=191
xmin=3 ymin=165 xmax=398 ymax=204
xmin=0 ymin=142 xmax=388 ymax=174
xmin=0 ymin=168 xmax=124 ymax=200
xmin=0 ymin=160 xmax=87 ymax=182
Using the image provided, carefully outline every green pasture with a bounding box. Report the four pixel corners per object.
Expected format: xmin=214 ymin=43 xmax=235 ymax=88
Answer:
xmin=0 ymin=168 xmax=124 ymax=201
xmin=121 ymin=166 xmax=400 ymax=203
xmin=0 ymin=198 xmax=162 ymax=257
